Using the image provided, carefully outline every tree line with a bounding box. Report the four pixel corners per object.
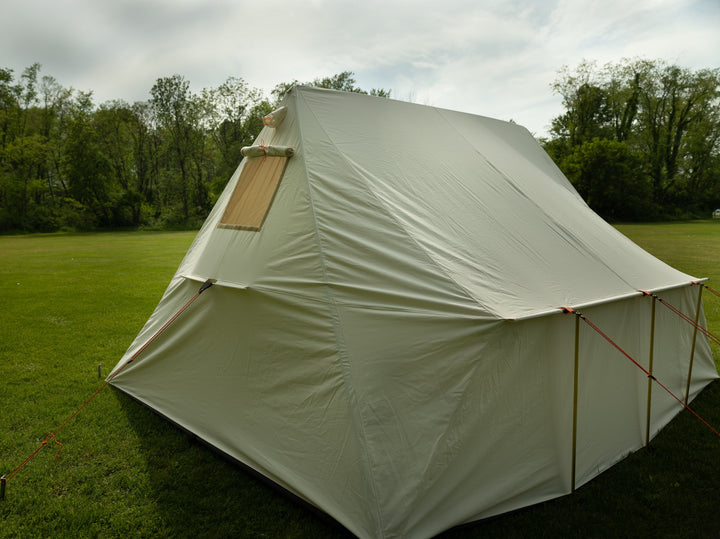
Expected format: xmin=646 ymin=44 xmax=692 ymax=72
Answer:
xmin=0 ymin=67 xmax=386 ymax=232
xmin=1 ymin=60 xmax=718 ymax=232
xmin=542 ymin=59 xmax=720 ymax=221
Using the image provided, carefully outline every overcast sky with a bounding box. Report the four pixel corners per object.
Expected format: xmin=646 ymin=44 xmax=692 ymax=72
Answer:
xmin=2 ymin=0 xmax=719 ymax=137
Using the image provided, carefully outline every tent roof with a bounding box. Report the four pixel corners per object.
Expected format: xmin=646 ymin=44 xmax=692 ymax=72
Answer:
xmin=187 ymin=86 xmax=697 ymax=320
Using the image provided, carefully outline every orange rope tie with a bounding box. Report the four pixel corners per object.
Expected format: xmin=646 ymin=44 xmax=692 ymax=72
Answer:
xmin=2 ymin=280 xmax=214 ymax=486
xmin=692 ymin=281 xmax=720 ymax=300
xmin=643 ymin=289 xmax=720 ymax=348
xmin=561 ymin=307 xmax=720 ymax=440
xmin=6 ymin=433 xmax=63 ymax=482
xmin=5 ymin=360 xmax=134 ymax=484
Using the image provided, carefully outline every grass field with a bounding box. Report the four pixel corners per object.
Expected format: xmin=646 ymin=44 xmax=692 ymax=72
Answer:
xmin=1 ymin=223 xmax=720 ymax=537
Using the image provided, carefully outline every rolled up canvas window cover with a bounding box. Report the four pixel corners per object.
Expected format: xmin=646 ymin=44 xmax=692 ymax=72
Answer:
xmin=109 ymin=86 xmax=718 ymax=539
xmin=240 ymin=144 xmax=294 ymax=158
xmin=262 ymin=105 xmax=287 ymax=128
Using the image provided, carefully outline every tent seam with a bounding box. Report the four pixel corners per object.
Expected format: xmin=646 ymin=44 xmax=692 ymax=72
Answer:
xmin=304 ymin=93 xmax=503 ymax=320
xmin=293 ymin=87 xmax=387 ymax=538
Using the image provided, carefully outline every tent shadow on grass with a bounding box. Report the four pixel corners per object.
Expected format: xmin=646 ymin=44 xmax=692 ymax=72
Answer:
xmin=113 ymin=389 xmax=352 ymax=538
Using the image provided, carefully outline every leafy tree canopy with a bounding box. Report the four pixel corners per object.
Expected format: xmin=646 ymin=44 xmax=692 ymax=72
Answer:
xmin=544 ymin=59 xmax=720 ymax=221
xmin=0 ymin=66 xmax=386 ymax=232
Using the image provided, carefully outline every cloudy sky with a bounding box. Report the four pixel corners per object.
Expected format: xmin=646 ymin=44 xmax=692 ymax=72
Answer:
xmin=2 ymin=0 xmax=718 ymax=137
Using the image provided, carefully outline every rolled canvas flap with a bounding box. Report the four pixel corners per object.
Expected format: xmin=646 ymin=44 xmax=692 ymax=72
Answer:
xmin=241 ymin=145 xmax=295 ymax=158
xmin=262 ymin=106 xmax=288 ymax=128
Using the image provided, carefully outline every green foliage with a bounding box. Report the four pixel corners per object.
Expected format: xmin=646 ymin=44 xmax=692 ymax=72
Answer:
xmin=562 ymin=138 xmax=655 ymax=221
xmin=0 ymin=66 xmax=383 ymax=233
xmin=546 ymin=59 xmax=720 ymax=221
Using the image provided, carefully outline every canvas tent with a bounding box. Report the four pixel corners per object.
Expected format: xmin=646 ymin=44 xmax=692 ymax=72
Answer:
xmin=109 ymin=86 xmax=718 ymax=538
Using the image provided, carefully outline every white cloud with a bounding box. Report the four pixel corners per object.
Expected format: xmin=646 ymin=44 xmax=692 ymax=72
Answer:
xmin=1 ymin=0 xmax=717 ymax=137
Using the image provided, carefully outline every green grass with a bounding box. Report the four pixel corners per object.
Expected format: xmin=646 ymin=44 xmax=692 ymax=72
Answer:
xmin=1 ymin=224 xmax=720 ymax=537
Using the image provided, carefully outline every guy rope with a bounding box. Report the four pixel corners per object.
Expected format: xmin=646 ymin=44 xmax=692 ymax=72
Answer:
xmin=562 ymin=282 xmax=720 ymax=492
xmin=562 ymin=283 xmax=720 ymax=438
xmin=0 ymin=279 xmax=215 ymax=501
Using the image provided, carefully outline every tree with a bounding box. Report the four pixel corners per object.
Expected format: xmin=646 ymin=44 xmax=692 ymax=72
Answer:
xmin=0 ymin=63 xmax=58 ymax=230
xmin=563 ymin=138 xmax=654 ymax=221
xmin=632 ymin=62 xmax=720 ymax=205
xmin=1 ymin=133 xmax=48 ymax=228
xmin=127 ymin=101 xmax=159 ymax=220
xmin=94 ymin=100 xmax=147 ymax=226
xmin=200 ymin=77 xmax=270 ymax=199
xmin=546 ymin=59 xmax=720 ymax=219
xmin=61 ymin=91 xmax=114 ymax=228
xmin=150 ymin=75 xmax=202 ymax=222
xmin=0 ymin=65 xmax=391 ymax=231
xmin=38 ymin=74 xmax=74 ymax=204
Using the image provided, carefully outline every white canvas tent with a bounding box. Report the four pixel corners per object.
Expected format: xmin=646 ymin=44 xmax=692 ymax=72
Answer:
xmin=109 ymin=86 xmax=718 ymax=538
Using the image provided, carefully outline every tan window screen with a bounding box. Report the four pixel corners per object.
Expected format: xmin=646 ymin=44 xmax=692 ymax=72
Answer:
xmin=218 ymin=156 xmax=289 ymax=231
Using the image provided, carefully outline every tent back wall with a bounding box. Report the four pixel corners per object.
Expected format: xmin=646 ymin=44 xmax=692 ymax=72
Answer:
xmin=109 ymin=86 xmax=718 ymax=538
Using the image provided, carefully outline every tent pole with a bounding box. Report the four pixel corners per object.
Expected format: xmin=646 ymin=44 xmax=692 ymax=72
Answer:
xmin=645 ymin=297 xmax=656 ymax=446
xmin=685 ymin=285 xmax=704 ymax=405
xmin=571 ymin=315 xmax=579 ymax=493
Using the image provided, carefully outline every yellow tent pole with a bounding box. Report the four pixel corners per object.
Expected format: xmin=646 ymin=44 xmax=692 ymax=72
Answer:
xmin=685 ymin=284 xmax=703 ymax=405
xmin=645 ymin=297 xmax=656 ymax=446
xmin=571 ymin=314 xmax=579 ymax=493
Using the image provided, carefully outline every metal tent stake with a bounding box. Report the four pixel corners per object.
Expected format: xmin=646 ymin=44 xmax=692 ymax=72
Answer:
xmin=1 ymin=475 xmax=6 ymax=501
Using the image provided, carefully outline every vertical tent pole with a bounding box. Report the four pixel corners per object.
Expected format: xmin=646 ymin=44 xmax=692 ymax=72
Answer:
xmin=645 ymin=297 xmax=656 ymax=446
xmin=571 ymin=314 xmax=580 ymax=493
xmin=685 ymin=284 xmax=704 ymax=405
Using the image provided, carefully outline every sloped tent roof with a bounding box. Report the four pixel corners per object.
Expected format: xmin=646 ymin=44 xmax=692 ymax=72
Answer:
xmin=110 ymin=87 xmax=718 ymax=538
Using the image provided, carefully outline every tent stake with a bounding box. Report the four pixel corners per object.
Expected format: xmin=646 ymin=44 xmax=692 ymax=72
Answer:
xmin=571 ymin=314 xmax=579 ymax=493
xmin=685 ymin=285 xmax=703 ymax=404
xmin=98 ymin=364 xmax=102 ymax=380
xmin=1 ymin=475 xmax=6 ymax=501
xmin=645 ymin=297 xmax=656 ymax=446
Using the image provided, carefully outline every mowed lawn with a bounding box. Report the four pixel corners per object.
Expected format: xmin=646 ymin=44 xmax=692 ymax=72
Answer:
xmin=1 ymin=224 xmax=720 ymax=537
